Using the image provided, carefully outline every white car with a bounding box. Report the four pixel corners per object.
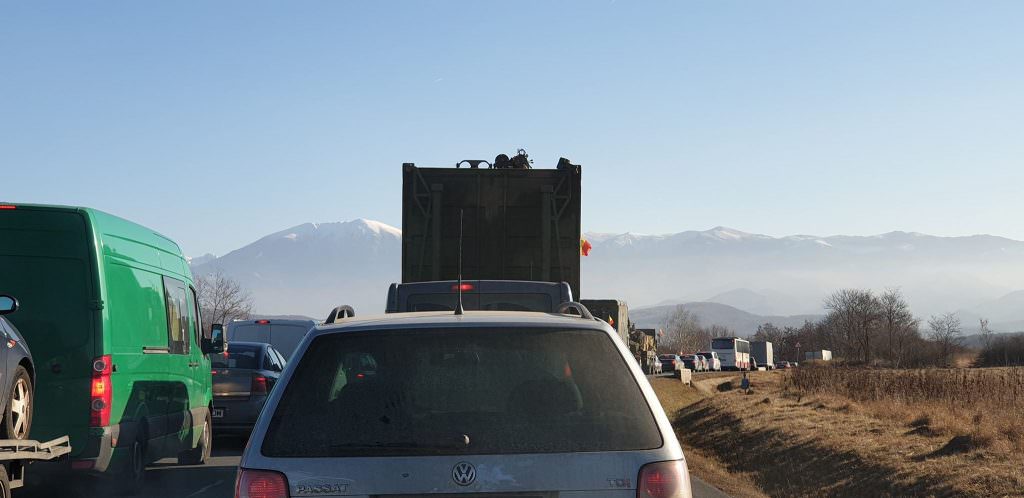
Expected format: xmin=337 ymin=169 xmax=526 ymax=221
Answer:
xmin=237 ymin=310 xmax=693 ymax=498
xmin=696 ymin=351 xmax=721 ymax=371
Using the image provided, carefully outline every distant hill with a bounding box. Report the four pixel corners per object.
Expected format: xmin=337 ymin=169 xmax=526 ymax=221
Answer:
xmin=630 ymin=301 xmax=820 ymax=336
xmin=192 ymin=219 xmax=401 ymax=317
xmin=190 ymin=221 xmax=1024 ymax=323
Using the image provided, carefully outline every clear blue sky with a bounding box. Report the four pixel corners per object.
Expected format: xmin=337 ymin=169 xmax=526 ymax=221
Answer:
xmin=4 ymin=1 xmax=1023 ymax=257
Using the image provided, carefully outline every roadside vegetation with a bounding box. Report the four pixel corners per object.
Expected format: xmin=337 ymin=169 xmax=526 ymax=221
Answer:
xmin=790 ymin=365 xmax=1024 ymax=455
xmin=654 ymin=369 xmax=1024 ymax=498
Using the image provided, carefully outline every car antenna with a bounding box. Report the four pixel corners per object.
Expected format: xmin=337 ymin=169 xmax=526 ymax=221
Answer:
xmin=455 ymin=209 xmax=466 ymax=316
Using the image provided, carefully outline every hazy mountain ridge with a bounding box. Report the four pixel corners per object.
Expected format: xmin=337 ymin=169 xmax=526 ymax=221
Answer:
xmin=630 ymin=301 xmax=821 ymax=336
xmin=191 ymin=223 xmax=1024 ymax=329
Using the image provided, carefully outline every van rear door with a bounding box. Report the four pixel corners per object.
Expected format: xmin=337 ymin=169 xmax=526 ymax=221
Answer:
xmin=0 ymin=206 xmax=97 ymax=453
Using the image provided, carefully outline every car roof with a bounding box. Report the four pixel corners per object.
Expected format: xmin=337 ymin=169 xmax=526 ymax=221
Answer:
xmin=230 ymin=319 xmax=317 ymax=325
xmin=312 ymin=310 xmax=610 ymax=335
xmin=226 ymin=341 xmax=270 ymax=348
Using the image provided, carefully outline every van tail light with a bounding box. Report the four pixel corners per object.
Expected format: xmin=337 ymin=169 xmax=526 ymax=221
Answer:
xmin=638 ymin=460 xmax=691 ymax=498
xmin=90 ymin=355 xmax=113 ymax=427
xmin=236 ymin=468 xmax=289 ymax=498
xmin=451 ymin=283 xmax=474 ymax=292
xmin=251 ymin=375 xmax=268 ymax=395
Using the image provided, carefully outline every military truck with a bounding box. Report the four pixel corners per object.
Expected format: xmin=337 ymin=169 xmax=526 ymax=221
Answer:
xmin=399 ymin=150 xmax=582 ymax=299
xmin=632 ymin=328 xmax=660 ymax=374
xmin=579 ymin=300 xmax=659 ymax=374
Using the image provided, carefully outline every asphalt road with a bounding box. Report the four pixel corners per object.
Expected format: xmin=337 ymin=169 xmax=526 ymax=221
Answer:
xmin=15 ymin=433 xmax=729 ymax=498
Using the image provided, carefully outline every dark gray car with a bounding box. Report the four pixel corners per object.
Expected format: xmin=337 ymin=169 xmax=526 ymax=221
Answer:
xmin=236 ymin=311 xmax=692 ymax=498
xmin=0 ymin=295 xmax=36 ymax=441
xmin=210 ymin=341 xmax=287 ymax=436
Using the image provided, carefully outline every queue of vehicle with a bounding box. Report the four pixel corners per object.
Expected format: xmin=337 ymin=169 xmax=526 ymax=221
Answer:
xmin=0 ymin=154 xmax=695 ymax=497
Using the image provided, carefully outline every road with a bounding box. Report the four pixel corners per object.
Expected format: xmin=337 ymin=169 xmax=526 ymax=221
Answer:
xmin=16 ymin=432 xmax=731 ymax=498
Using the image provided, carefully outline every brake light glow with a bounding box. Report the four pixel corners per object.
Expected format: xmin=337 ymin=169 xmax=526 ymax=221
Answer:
xmin=451 ymin=283 xmax=474 ymax=292
xmin=90 ymin=355 xmax=113 ymax=427
xmin=638 ymin=460 xmax=689 ymax=498
xmin=235 ymin=468 xmax=289 ymax=498
xmin=256 ymin=320 xmax=270 ymax=325
xmin=251 ymin=375 xmax=268 ymax=395
xmin=0 ymin=205 xmax=15 ymax=210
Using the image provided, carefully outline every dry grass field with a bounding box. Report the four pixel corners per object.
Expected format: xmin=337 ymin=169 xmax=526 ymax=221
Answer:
xmin=790 ymin=366 xmax=1024 ymax=455
xmin=651 ymin=367 xmax=1024 ymax=498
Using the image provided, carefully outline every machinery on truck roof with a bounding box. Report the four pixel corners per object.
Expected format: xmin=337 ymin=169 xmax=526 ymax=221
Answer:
xmin=398 ymin=150 xmax=582 ymax=300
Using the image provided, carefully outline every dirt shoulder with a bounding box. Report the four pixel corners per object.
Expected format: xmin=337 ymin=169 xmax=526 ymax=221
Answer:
xmin=652 ymin=371 xmax=1024 ymax=498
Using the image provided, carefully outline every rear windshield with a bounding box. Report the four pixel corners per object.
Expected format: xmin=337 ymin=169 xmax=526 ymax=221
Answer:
xmin=405 ymin=293 xmax=554 ymax=312
xmin=211 ymin=344 xmax=261 ymax=369
xmin=262 ymin=327 xmax=662 ymax=457
xmin=228 ymin=323 xmax=311 ymax=358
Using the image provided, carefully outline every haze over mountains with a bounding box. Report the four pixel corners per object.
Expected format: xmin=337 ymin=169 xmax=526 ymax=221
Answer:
xmin=191 ymin=221 xmax=1024 ymax=333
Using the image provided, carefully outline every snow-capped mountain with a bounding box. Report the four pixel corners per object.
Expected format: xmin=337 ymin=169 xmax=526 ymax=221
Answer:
xmin=191 ymin=223 xmax=1024 ymax=330
xmin=191 ymin=219 xmax=402 ymax=318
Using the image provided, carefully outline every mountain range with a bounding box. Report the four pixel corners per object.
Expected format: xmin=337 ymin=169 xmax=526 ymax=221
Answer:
xmin=191 ymin=221 xmax=1024 ymax=333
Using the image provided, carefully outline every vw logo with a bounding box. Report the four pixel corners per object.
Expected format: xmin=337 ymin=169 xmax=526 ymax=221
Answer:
xmin=452 ymin=462 xmax=476 ymax=486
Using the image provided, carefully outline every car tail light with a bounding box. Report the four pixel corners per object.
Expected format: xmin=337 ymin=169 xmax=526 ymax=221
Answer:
xmin=256 ymin=320 xmax=270 ymax=325
xmin=638 ymin=460 xmax=690 ymax=498
xmin=90 ymin=355 xmax=113 ymax=427
xmin=236 ymin=468 xmax=289 ymax=498
xmin=252 ymin=375 xmax=268 ymax=395
xmin=0 ymin=205 xmax=15 ymax=210
xmin=451 ymin=283 xmax=474 ymax=292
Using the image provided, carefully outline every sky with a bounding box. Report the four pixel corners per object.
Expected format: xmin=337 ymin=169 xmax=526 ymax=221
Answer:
xmin=3 ymin=1 xmax=1023 ymax=257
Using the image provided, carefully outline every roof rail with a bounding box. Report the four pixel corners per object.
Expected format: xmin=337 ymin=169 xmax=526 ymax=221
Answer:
xmin=324 ymin=305 xmax=356 ymax=324
xmin=556 ymin=301 xmax=594 ymax=320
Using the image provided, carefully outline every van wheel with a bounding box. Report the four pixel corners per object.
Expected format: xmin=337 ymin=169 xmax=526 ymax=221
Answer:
xmin=2 ymin=366 xmax=32 ymax=440
xmin=116 ymin=433 xmax=146 ymax=496
xmin=179 ymin=412 xmax=211 ymax=465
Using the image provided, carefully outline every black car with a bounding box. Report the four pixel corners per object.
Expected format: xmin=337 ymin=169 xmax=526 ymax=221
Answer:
xmin=210 ymin=341 xmax=288 ymax=436
xmin=0 ymin=295 xmax=36 ymax=440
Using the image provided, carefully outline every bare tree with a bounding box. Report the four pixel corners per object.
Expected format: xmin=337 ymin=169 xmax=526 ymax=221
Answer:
xmin=879 ymin=288 xmax=917 ymax=367
xmin=979 ymin=318 xmax=993 ymax=349
xmin=753 ymin=322 xmax=785 ymax=344
xmin=195 ymin=271 xmax=254 ymax=333
xmin=662 ymin=306 xmax=711 ymax=354
xmin=704 ymin=324 xmax=734 ymax=339
xmin=927 ymin=312 xmax=962 ymax=367
xmin=824 ymin=289 xmax=883 ymax=364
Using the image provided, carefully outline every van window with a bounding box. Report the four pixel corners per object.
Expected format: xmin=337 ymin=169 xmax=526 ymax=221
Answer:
xmin=163 ymin=277 xmax=190 ymax=355
xmin=262 ymin=327 xmax=662 ymax=457
xmin=188 ymin=286 xmax=202 ymax=347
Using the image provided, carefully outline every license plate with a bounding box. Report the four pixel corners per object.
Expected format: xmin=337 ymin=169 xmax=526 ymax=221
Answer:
xmin=212 ymin=408 xmax=225 ymax=418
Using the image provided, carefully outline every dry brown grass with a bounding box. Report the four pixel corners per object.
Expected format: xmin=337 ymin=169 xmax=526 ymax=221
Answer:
xmin=655 ymin=370 xmax=1024 ymax=497
xmin=789 ymin=366 xmax=1024 ymax=454
xmin=649 ymin=377 xmax=768 ymax=498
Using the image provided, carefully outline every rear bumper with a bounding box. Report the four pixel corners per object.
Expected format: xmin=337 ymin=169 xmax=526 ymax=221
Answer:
xmin=212 ymin=395 xmax=267 ymax=433
xmin=26 ymin=425 xmax=124 ymax=485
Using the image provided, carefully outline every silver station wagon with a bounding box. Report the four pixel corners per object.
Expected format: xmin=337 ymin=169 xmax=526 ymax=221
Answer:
xmin=236 ymin=310 xmax=692 ymax=498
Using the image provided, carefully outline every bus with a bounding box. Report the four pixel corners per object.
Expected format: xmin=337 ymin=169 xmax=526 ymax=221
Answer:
xmin=711 ymin=337 xmax=752 ymax=371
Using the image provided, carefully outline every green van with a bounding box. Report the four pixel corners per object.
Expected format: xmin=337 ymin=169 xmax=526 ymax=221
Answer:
xmin=0 ymin=204 xmax=221 ymax=488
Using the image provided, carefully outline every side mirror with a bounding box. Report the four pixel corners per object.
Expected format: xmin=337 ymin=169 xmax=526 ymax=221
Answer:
xmin=0 ymin=296 xmax=17 ymax=316
xmin=202 ymin=323 xmax=226 ymax=355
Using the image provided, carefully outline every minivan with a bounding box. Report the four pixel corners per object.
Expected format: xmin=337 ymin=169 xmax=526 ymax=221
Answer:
xmin=226 ymin=319 xmax=316 ymax=360
xmin=0 ymin=204 xmax=223 ymax=489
